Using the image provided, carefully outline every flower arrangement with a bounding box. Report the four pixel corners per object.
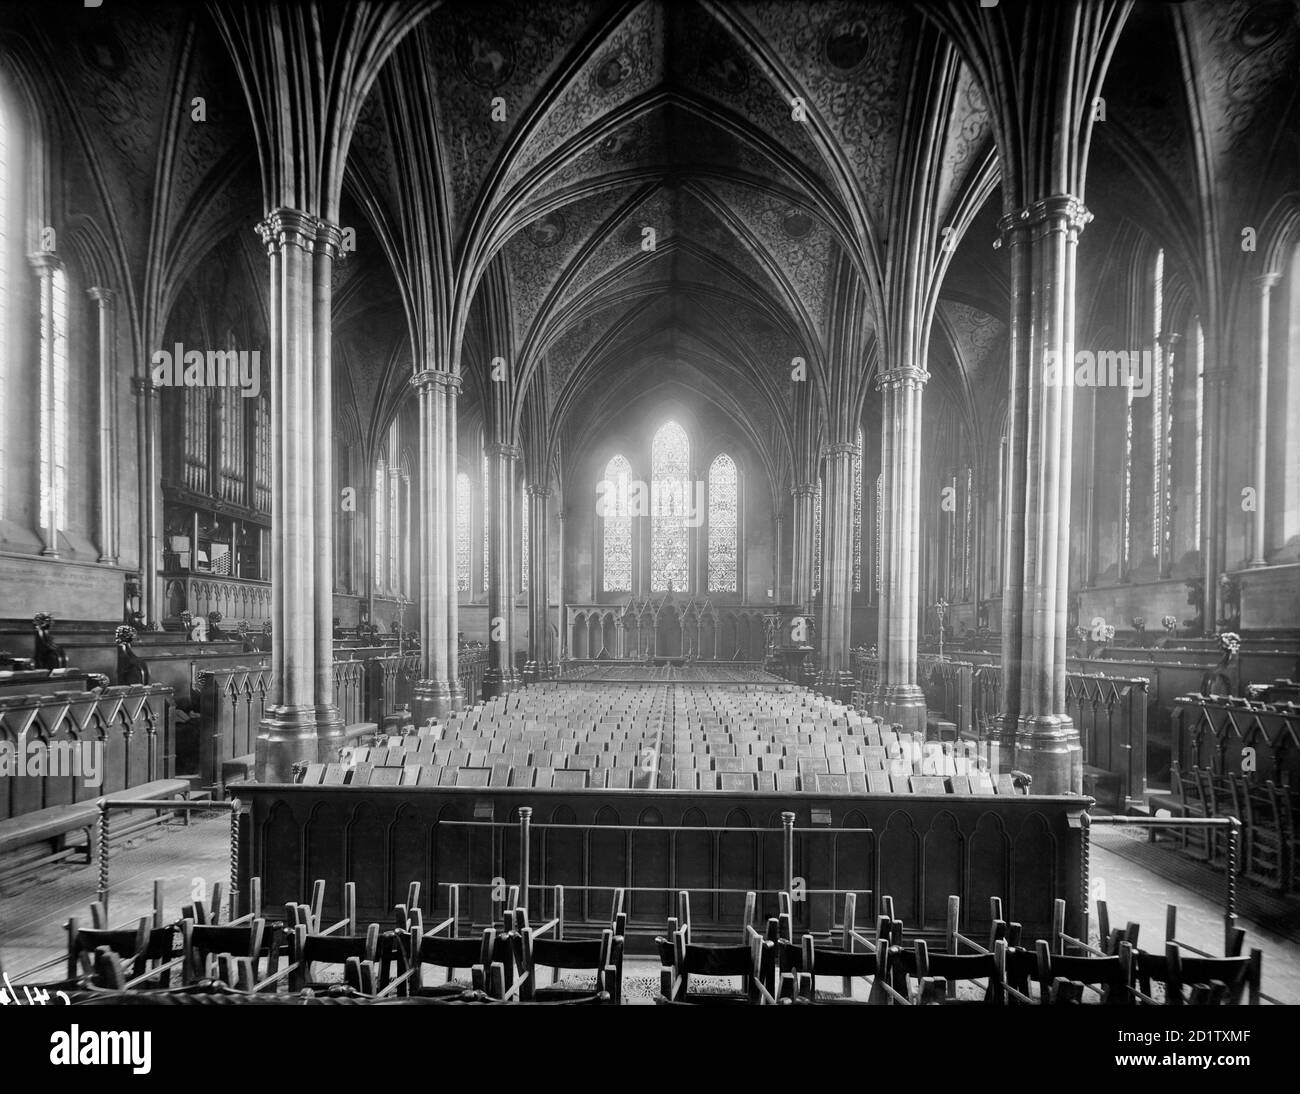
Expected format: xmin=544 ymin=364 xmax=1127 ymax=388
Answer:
xmin=33 ymin=612 xmax=52 ymax=629
xmin=1075 ymin=625 xmax=1090 ymax=643
xmin=179 ymin=610 xmax=193 ymax=628
xmin=208 ymin=611 xmax=222 ymax=624
xmin=1218 ymin=631 xmax=1241 ymax=656
xmin=115 ymin=625 xmax=137 ymax=645
xmin=1101 ymin=624 xmax=1116 ymax=642
xmin=1162 ymin=615 xmax=1177 ymax=631
xmin=1130 ymin=616 xmax=1146 ymax=632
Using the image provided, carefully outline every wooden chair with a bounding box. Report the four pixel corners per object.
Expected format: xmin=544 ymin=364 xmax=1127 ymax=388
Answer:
xmin=241 ymin=922 xmax=383 ymax=994
xmin=894 ymin=938 xmax=1007 ymax=1004
xmin=1132 ymin=942 xmax=1262 ymax=1005
xmin=657 ymin=924 xmax=775 ymax=1005
xmin=66 ymin=916 xmax=182 ymax=990
xmin=383 ymin=925 xmax=497 ymax=999
xmin=510 ymin=926 xmax=620 ymax=1004
xmin=180 ymin=917 xmax=267 ymax=985
xmin=1019 ymin=939 xmax=1135 ymax=1004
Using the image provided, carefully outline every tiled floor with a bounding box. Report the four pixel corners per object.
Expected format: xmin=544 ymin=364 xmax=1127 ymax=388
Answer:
xmin=3 ymin=812 xmax=1297 ymax=1002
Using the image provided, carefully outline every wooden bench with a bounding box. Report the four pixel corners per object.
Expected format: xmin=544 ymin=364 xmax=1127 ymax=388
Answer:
xmin=0 ymin=778 xmax=192 ymax=882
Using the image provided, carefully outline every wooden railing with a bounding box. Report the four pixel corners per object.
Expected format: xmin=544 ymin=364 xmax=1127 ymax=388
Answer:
xmin=159 ymin=572 xmax=272 ymax=627
xmin=0 ymin=684 xmax=174 ymax=821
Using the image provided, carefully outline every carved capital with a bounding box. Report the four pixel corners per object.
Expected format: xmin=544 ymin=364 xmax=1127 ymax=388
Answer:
xmin=131 ymin=376 xmax=157 ymax=398
xmin=411 ymin=368 xmax=462 ymax=395
xmin=488 ymin=443 xmax=522 ymax=462
xmin=87 ymin=286 xmax=115 ymax=306
xmin=256 ymin=208 xmax=320 ymax=255
xmin=1254 ymin=271 xmax=1282 ymax=294
xmin=314 ymin=219 xmax=345 ymax=260
xmin=825 ymin=441 xmax=861 ymax=459
xmin=875 ymin=366 xmax=929 ymax=391
xmin=526 ymin=483 xmax=552 ymax=499
xmin=792 ymin=482 xmax=817 ymax=498
xmin=996 ymin=194 xmax=1091 ymax=244
xmin=27 ymin=250 xmax=60 ymax=274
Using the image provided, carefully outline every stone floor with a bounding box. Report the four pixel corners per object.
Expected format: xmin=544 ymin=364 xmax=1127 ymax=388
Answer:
xmin=3 ymin=812 xmax=1297 ymax=1002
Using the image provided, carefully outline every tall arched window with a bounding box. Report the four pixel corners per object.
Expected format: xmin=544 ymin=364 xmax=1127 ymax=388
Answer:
xmin=0 ymin=89 xmax=10 ymax=518
xmin=373 ymin=458 xmax=386 ymax=591
xmin=852 ymin=428 xmax=863 ymax=593
xmin=1151 ymin=248 xmax=1172 ymax=570
xmin=455 ymin=471 xmax=471 ymax=593
xmin=1281 ymin=246 xmax=1300 ymax=549
xmin=811 ymin=473 xmax=822 ymax=596
xmin=482 ymin=449 xmax=489 ymax=595
xmin=601 ymin=453 xmax=632 ymax=592
xmin=39 ymin=265 xmax=70 ymax=536
xmin=651 ymin=421 xmax=690 ymax=591
xmin=707 ymin=453 xmax=738 ymax=592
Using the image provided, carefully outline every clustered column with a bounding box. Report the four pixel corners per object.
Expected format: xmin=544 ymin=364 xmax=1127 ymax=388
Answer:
xmin=1249 ymin=273 xmax=1280 ymax=567
xmin=412 ymin=369 xmax=461 ymax=722
xmin=253 ymin=209 xmax=344 ymax=781
xmin=483 ymin=442 xmax=521 ymax=697
xmin=789 ymin=482 xmax=816 ymax=615
xmin=88 ymin=287 xmax=120 ymax=565
xmin=876 ymin=365 xmax=928 ymax=735
xmin=525 ymin=482 xmax=551 ymax=680
xmin=995 ymin=196 xmax=1089 ymax=794
xmin=819 ymin=441 xmax=859 ymax=701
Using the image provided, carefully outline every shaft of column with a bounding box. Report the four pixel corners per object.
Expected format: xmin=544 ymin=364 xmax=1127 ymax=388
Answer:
xmin=1001 ymin=196 xmax=1089 ymax=795
xmin=557 ymin=508 xmax=567 ymax=662
xmin=773 ymin=513 xmax=785 ymax=603
xmin=877 ymin=369 xmax=927 ymax=735
xmin=790 ymin=484 xmax=815 ymax=613
xmin=412 ymin=370 xmax=453 ymax=723
xmin=526 ymin=484 xmax=551 ymax=678
xmin=1250 ymin=275 xmax=1279 ymax=567
xmin=90 ymin=288 xmax=119 ymax=565
xmin=312 ymin=221 xmax=343 ymax=755
xmin=254 ymin=209 xmax=335 ymax=781
xmin=444 ymin=380 xmax=466 ymax=710
xmin=483 ymin=443 xmax=521 ymax=697
xmin=819 ymin=443 xmax=858 ymax=701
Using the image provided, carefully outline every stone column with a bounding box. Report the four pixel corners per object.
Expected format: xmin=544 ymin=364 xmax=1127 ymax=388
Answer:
xmin=483 ymin=442 xmax=521 ymax=697
xmin=773 ymin=512 xmax=785 ymax=603
xmin=525 ymin=482 xmax=552 ymax=679
xmin=790 ymin=483 xmax=816 ymax=614
xmin=29 ymin=254 xmax=59 ymax=556
xmin=411 ymin=369 xmax=458 ymax=722
xmin=876 ymin=366 xmax=928 ymax=734
xmin=444 ymin=379 xmax=466 ymax=710
xmin=253 ymin=209 xmax=343 ymax=780
xmin=88 ymin=288 xmax=120 ymax=565
xmin=557 ymin=507 xmax=568 ymax=662
xmin=130 ymin=376 xmax=162 ymax=625
xmin=996 ymin=196 xmax=1090 ymax=794
xmin=1249 ymin=274 xmax=1280 ymax=566
xmin=820 ymin=441 xmax=859 ymax=701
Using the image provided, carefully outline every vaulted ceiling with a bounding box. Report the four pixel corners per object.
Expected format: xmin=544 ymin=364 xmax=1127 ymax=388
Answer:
xmin=4 ymin=0 xmax=1298 ymax=491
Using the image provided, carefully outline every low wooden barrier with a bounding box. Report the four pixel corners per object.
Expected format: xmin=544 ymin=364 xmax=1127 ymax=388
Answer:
xmin=1171 ymin=695 xmax=1300 ymax=787
xmin=236 ymin=783 xmax=1088 ymax=951
xmin=458 ymin=647 xmax=488 ymax=705
xmin=0 ymin=684 xmax=174 ymax=821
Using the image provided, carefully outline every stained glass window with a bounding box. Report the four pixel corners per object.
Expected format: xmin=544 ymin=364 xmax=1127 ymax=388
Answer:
xmin=874 ymin=472 xmax=883 ymax=594
xmin=1151 ymin=247 xmax=1167 ymax=562
xmin=0 ymin=94 xmax=9 ymax=518
xmin=373 ymin=458 xmax=386 ymax=591
xmin=47 ymin=266 xmax=69 ymax=534
xmin=601 ymin=453 xmax=632 ymax=592
xmin=707 ymin=453 xmax=738 ymax=592
xmin=852 ymin=428 xmax=863 ymax=593
xmin=811 ymin=473 xmax=822 ymax=596
xmin=651 ymin=421 xmax=690 ymax=591
xmin=520 ymin=483 xmax=529 ymax=593
xmin=388 ymin=463 xmax=399 ymax=595
xmin=456 ymin=471 xmax=471 ymax=592
xmin=482 ymin=450 xmax=490 ymax=594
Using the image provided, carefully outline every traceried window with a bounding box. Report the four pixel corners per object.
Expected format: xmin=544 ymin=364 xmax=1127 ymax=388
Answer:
xmin=1151 ymin=247 xmax=1173 ymax=570
xmin=520 ymin=483 xmax=529 ymax=594
xmin=707 ymin=453 xmax=738 ymax=592
xmin=852 ymin=428 xmax=863 ymax=593
xmin=253 ymin=394 xmax=271 ymax=512
xmin=456 ymin=471 xmax=471 ymax=593
xmin=482 ymin=450 xmax=489 ymax=594
xmin=388 ymin=462 xmax=400 ymax=595
xmin=651 ymin=422 xmax=690 ymax=591
xmin=601 ymin=453 xmax=633 ymax=593
xmin=811 ymin=473 xmax=822 ymax=596
xmin=0 ymin=91 xmax=9 ymax=518
xmin=373 ymin=458 xmax=386 ymax=591
xmin=39 ymin=265 xmax=70 ymax=535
